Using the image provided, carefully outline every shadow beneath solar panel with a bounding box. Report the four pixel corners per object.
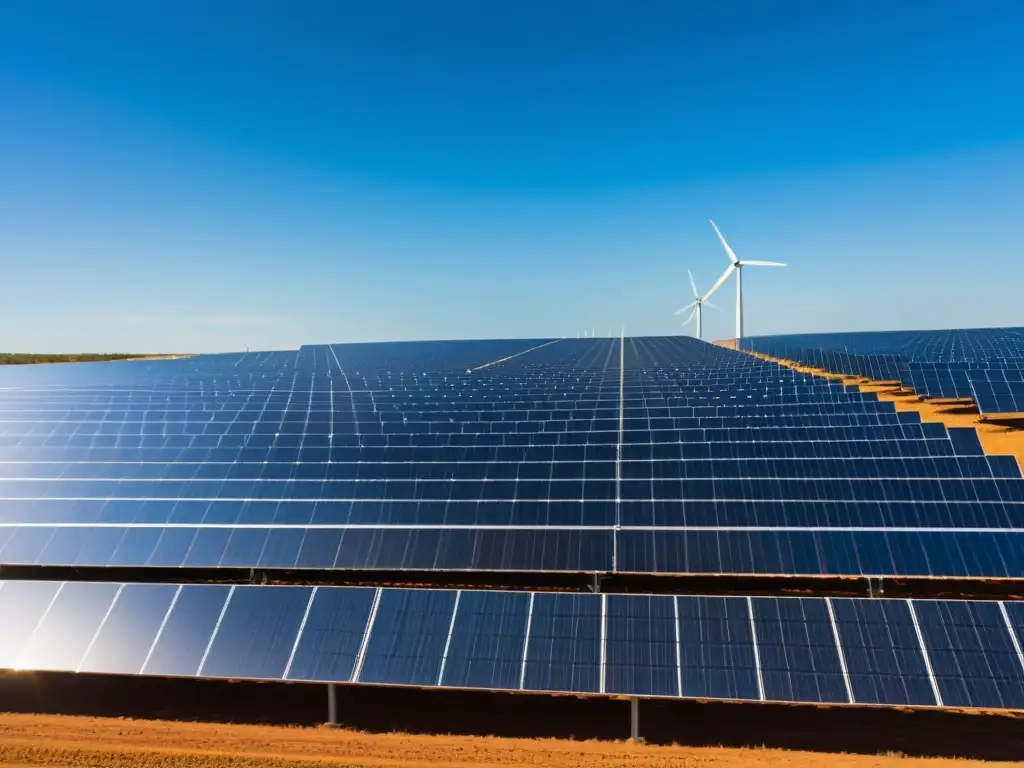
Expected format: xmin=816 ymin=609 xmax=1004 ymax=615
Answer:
xmin=1 ymin=673 xmax=1022 ymax=761
xmin=981 ymin=416 xmax=1024 ymax=429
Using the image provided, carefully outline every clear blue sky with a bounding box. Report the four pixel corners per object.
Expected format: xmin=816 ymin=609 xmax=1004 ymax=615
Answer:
xmin=2 ymin=0 xmax=1023 ymax=352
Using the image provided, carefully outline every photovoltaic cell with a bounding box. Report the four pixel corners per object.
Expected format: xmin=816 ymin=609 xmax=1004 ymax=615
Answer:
xmin=285 ymin=586 xmax=376 ymax=683
xmin=830 ymin=598 xmax=936 ymax=706
xmin=676 ymin=596 xmax=760 ymax=701
xmin=913 ymin=600 xmax=1024 ymax=709
xmin=604 ymin=594 xmax=679 ymax=696
xmin=522 ymin=592 xmax=602 ymax=694
xmin=199 ymin=585 xmax=314 ymax=680
xmin=440 ymin=589 xmax=531 ymax=690
xmin=750 ymin=597 xmax=848 ymax=704
xmin=356 ymin=588 xmax=456 ymax=686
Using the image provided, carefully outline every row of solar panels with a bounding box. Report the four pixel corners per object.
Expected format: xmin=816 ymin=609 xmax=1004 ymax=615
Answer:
xmin=1 ymin=337 xmax=1020 ymax=581
xmin=0 ymin=337 xmax=759 ymax=385
xmin=2 ymin=580 xmax=1022 ymax=712
xmin=0 ymin=526 xmax=1021 ymax=577
xmin=742 ymin=328 xmax=1024 ymax=363
xmin=3 ymin=496 xmax=1020 ymax=526
xmin=0 ymin=430 xmax=987 ymax=461
xmin=743 ymin=328 xmax=1024 ymax=414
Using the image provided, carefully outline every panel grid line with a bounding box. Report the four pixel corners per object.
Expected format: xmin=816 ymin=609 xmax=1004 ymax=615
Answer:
xmin=351 ymin=587 xmax=382 ymax=683
xmin=437 ymin=589 xmax=462 ymax=687
xmin=197 ymin=584 xmax=235 ymax=677
xmin=997 ymin=601 xmax=1024 ymax=677
xmin=613 ymin=329 xmax=625 ymax=572
xmin=825 ymin=597 xmax=855 ymax=704
xmin=140 ymin=584 xmax=182 ymax=674
xmin=3 ymin=522 xmax=1019 ymax=534
xmin=15 ymin=583 xmax=65 ymax=670
xmin=673 ymin=595 xmax=682 ymax=698
xmin=746 ymin=596 xmax=766 ymax=702
xmin=519 ymin=592 xmax=535 ymax=691
xmin=282 ymin=586 xmax=318 ymax=680
xmin=906 ymin=599 xmax=944 ymax=707
xmin=468 ymin=338 xmax=564 ymax=372
xmin=75 ymin=583 xmax=125 ymax=673
xmin=599 ymin=592 xmax=608 ymax=694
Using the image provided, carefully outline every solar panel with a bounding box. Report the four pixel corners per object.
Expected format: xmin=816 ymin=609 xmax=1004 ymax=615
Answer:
xmin=744 ymin=327 xmax=1024 ymax=416
xmin=1 ymin=336 xmax=1022 ymax=579
xmin=2 ymin=579 xmax=1022 ymax=711
xmin=970 ymin=371 xmax=1024 ymax=416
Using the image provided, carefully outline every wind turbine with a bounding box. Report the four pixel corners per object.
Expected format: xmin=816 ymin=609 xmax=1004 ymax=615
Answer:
xmin=674 ymin=269 xmax=720 ymax=340
xmin=704 ymin=219 xmax=786 ymax=340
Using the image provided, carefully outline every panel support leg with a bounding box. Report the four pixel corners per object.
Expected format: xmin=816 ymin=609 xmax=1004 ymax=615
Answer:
xmin=326 ymin=683 xmax=339 ymax=727
xmin=866 ymin=577 xmax=885 ymax=598
xmin=629 ymin=696 xmax=641 ymax=743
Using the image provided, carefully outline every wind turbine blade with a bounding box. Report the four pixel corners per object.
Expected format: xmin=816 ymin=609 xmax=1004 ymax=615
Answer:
xmin=702 ymin=264 xmax=735 ymax=301
xmin=673 ymin=301 xmax=697 ymax=316
xmin=742 ymin=260 xmax=787 ymax=267
xmin=681 ymin=308 xmax=697 ymax=326
xmin=688 ymin=269 xmax=699 ymax=298
xmin=709 ymin=218 xmax=739 ymax=264
xmin=704 ymin=300 xmax=723 ymax=311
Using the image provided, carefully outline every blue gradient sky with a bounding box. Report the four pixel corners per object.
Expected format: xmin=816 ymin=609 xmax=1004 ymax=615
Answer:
xmin=2 ymin=0 xmax=1023 ymax=352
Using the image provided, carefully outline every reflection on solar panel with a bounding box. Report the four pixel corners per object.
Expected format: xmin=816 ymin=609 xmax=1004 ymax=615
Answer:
xmin=743 ymin=327 xmax=1024 ymax=415
xmin=1 ymin=337 xmax=1022 ymax=578
xmin=1 ymin=580 xmax=1023 ymax=710
xmin=1 ymin=335 xmax=1022 ymax=718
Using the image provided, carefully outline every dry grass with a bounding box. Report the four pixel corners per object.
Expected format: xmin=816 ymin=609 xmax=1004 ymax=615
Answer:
xmin=0 ymin=713 xmax=1016 ymax=768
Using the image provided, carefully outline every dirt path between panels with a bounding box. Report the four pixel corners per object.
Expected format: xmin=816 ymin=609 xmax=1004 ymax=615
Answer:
xmin=0 ymin=713 xmax=1019 ymax=768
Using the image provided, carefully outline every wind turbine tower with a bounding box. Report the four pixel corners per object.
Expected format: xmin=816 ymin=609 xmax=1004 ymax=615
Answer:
xmin=675 ymin=269 xmax=720 ymax=340
xmin=705 ymin=219 xmax=786 ymax=340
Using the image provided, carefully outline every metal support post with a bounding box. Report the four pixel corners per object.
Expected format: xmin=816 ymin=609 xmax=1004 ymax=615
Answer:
xmin=591 ymin=573 xmax=601 ymax=593
xmin=630 ymin=696 xmax=640 ymax=742
xmin=326 ymin=683 xmax=339 ymax=727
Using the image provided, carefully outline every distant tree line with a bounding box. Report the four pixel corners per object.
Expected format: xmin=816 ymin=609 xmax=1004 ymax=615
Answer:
xmin=0 ymin=353 xmax=148 ymax=365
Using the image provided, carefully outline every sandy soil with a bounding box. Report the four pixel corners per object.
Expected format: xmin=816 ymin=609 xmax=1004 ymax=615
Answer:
xmin=0 ymin=713 xmax=1017 ymax=768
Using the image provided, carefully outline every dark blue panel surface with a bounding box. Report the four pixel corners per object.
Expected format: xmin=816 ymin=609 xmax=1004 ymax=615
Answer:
xmin=1003 ymin=601 xmax=1024 ymax=652
xmin=200 ymin=585 xmax=314 ymax=680
xmin=522 ymin=592 xmax=601 ymax=694
xmin=285 ymin=586 xmax=376 ymax=683
xmin=751 ymin=597 xmax=848 ymax=704
xmin=604 ymin=594 xmax=678 ymax=696
xmin=141 ymin=585 xmax=230 ymax=677
xmin=357 ymin=588 xmax=457 ymax=686
xmin=676 ymin=596 xmax=760 ymax=701
xmin=830 ymin=598 xmax=936 ymax=706
xmin=913 ymin=600 xmax=1024 ymax=709
xmin=441 ymin=589 xmax=530 ymax=691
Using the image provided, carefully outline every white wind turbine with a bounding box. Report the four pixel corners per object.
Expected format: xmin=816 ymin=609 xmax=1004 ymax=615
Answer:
xmin=674 ymin=269 xmax=720 ymax=340
xmin=704 ymin=219 xmax=786 ymax=340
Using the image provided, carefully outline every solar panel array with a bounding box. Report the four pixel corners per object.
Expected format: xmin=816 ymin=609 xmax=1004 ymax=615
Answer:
xmin=1 ymin=580 xmax=1023 ymax=710
xmin=743 ymin=327 xmax=1024 ymax=415
xmin=1 ymin=335 xmax=1022 ymax=713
